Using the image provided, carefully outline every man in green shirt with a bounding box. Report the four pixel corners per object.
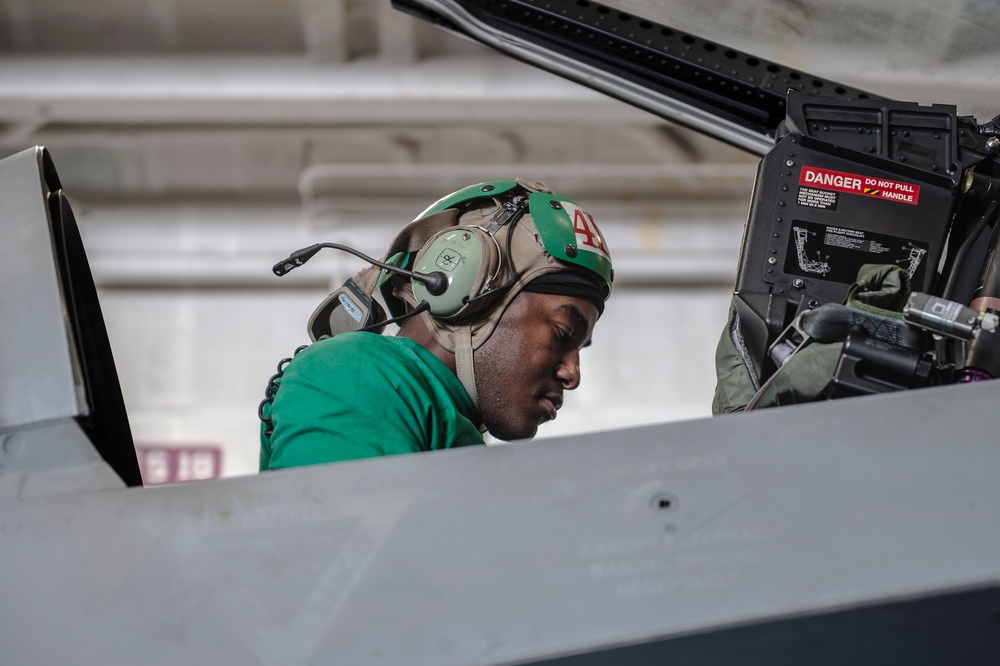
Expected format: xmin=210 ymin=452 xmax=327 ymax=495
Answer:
xmin=260 ymin=179 xmax=614 ymax=470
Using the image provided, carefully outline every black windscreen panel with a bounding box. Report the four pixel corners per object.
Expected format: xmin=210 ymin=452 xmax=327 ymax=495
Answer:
xmin=42 ymin=150 xmax=142 ymax=487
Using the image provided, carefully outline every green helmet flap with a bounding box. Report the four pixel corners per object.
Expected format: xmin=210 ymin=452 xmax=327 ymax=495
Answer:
xmin=415 ymin=180 xmax=521 ymax=219
xmin=528 ymin=192 xmax=614 ymax=296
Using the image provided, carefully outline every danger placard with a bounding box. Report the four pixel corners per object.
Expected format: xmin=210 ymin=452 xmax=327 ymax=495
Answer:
xmin=799 ymin=165 xmax=920 ymax=205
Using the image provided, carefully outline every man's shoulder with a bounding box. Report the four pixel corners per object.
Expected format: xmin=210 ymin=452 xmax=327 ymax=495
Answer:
xmin=282 ymin=332 xmax=470 ymax=403
xmin=288 ymin=333 xmax=440 ymax=380
xmin=300 ymin=332 xmax=421 ymax=361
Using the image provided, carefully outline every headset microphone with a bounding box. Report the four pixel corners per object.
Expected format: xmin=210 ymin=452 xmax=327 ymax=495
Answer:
xmin=273 ymin=241 xmax=450 ymax=340
xmin=272 ymin=244 xmax=323 ymax=276
xmin=272 ymin=242 xmax=448 ymax=295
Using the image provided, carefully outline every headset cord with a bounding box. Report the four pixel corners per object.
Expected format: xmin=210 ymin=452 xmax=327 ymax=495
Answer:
xmin=258 ymin=344 xmax=309 ymax=439
xmin=358 ymin=300 xmax=430 ymax=333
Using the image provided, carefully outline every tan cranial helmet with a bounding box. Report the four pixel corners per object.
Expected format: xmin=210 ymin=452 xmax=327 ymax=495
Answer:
xmin=306 ymin=178 xmax=613 ymax=415
xmin=377 ymin=178 xmax=613 ymax=411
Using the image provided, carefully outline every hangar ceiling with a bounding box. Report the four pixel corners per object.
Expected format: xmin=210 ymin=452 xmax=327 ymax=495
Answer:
xmin=0 ymin=0 xmax=996 ymax=290
xmin=0 ymin=0 xmax=757 ymax=206
xmin=2 ymin=0 xmax=996 ymax=206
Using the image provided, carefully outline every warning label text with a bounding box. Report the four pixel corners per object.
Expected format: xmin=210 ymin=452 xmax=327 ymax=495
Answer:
xmin=799 ymin=166 xmax=920 ymax=205
xmin=797 ymin=187 xmax=838 ymax=210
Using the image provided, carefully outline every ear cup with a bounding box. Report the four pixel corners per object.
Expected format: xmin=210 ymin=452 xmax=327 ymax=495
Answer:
xmin=411 ymin=226 xmax=500 ymax=317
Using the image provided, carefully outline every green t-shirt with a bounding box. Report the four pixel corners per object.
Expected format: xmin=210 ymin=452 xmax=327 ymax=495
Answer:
xmin=260 ymin=333 xmax=484 ymax=470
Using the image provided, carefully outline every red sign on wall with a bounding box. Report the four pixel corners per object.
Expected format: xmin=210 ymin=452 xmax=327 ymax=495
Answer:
xmin=136 ymin=445 xmax=223 ymax=486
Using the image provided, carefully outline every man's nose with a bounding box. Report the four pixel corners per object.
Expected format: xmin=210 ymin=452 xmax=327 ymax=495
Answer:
xmin=556 ymin=349 xmax=581 ymax=390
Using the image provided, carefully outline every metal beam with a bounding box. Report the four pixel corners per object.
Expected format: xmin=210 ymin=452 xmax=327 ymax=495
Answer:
xmin=0 ymin=55 xmax=647 ymax=126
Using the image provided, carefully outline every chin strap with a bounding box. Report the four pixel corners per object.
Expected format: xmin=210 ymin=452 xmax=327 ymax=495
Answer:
xmin=453 ymin=322 xmax=486 ymax=432
xmin=455 ymin=322 xmax=478 ymax=406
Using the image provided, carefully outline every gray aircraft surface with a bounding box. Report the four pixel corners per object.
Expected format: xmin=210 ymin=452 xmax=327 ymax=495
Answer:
xmin=4 ymin=1 xmax=1000 ymax=663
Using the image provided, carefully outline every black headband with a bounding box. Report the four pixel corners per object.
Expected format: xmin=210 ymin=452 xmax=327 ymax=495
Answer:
xmin=521 ymin=270 xmax=607 ymax=316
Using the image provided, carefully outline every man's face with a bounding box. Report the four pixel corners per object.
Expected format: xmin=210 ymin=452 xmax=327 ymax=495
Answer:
xmin=474 ymin=290 xmax=600 ymax=441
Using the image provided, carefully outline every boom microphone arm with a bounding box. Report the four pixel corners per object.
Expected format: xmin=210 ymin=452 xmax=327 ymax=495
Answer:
xmin=273 ymin=242 xmax=448 ymax=296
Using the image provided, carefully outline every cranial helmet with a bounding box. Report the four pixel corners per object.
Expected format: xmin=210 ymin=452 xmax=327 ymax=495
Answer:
xmin=307 ymin=178 xmax=613 ymax=414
